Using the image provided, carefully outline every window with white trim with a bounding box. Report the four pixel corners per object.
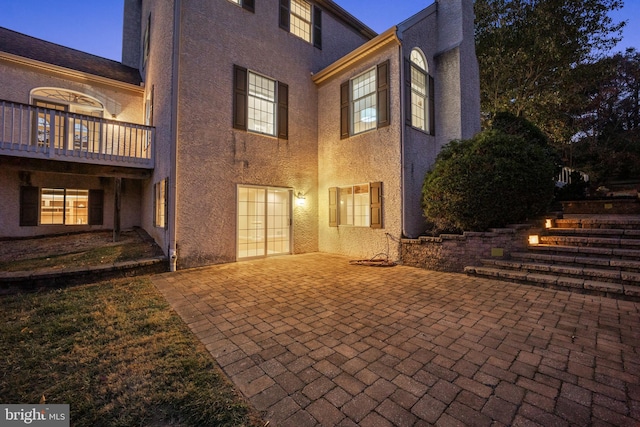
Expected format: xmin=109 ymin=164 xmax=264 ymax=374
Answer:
xmin=328 ymin=182 xmax=383 ymax=229
xmin=290 ymin=0 xmax=312 ymax=43
xmin=279 ymin=0 xmax=322 ymax=49
xmin=351 ymin=68 xmax=378 ymax=135
xmin=40 ymin=188 xmax=89 ymax=225
xmin=248 ymin=72 xmax=277 ymax=136
xmin=410 ymin=49 xmax=427 ymax=131
xmin=154 ymin=179 xmax=167 ymax=229
xmin=227 ymin=0 xmax=255 ymax=12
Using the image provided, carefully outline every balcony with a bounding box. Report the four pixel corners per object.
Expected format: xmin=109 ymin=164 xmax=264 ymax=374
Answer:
xmin=0 ymin=99 xmax=154 ymax=169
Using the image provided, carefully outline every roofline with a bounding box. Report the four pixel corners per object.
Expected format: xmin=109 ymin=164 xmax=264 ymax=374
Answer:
xmin=312 ymin=27 xmax=400 ymax=85
xmin=315 ymin=0 xmax=377 ymax=40
xmin=0 ymin=51 xmax=145 ymax=93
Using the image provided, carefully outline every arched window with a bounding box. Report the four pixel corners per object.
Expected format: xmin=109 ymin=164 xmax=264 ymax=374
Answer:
xmin=30 ymin=88 xmax=104 ymax=150
xmin=408 ymin=49 xmax=434 ymax=135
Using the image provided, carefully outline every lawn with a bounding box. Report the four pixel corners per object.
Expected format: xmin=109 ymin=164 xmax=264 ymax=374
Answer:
xmin=0 ymin=277 xmax=263 ymax=427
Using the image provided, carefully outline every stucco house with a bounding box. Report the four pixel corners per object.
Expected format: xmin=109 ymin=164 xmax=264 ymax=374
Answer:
xmin=0 ymin=0 xmax=479 ymax=271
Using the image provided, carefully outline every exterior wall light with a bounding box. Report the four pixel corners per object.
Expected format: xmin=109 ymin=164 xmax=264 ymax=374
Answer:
xmin=545 ymin=218 xmax=553 ymax=229
xmin=296 ymin=192 xmax=306 ymax=206
xmin=528 ymin=235 xmax=539 ymax=245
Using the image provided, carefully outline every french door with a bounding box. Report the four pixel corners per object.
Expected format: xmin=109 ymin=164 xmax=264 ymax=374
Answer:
xmin=237 ymin=186 xmax=292 ymax=259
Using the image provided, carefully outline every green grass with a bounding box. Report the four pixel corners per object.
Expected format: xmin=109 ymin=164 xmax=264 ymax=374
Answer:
xmin=0 ymin=244 xmax=157 ymax=272
xmin=0 ymin=278 xmax=263 ymax=427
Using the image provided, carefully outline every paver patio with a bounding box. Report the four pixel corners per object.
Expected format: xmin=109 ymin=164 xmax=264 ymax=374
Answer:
xmin=152 ymin=253 xmax=640 ymax=426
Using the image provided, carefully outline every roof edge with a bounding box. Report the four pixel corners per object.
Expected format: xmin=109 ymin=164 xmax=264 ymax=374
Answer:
xmin=312 ymin=27 xmax=400 ymax=85
xmin=0 ymin=52 xmax=145 ymax=93
xmin=315 ymin=0 xmax=377 ymax=40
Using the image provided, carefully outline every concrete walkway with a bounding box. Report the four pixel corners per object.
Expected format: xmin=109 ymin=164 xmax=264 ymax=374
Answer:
xmin=152 ymin=253 xmax=640 ymax=426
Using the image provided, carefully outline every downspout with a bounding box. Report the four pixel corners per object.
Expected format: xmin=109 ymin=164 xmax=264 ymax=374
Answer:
xmin=397 ymin=31 xmax=409 ymax=240
xmin=168 ymin=0 xmax=182 ymax=271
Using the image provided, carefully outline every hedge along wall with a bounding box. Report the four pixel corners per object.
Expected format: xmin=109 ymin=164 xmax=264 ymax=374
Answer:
xmin=401 ymin=225 xmax=537 ymax=273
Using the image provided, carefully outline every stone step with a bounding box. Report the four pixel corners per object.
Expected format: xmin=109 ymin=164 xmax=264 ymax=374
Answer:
xmin=464 ymin=266 xmax=640 ymax=300
xmin=548 ymin=227 xmax=640 ymax=238
xmin=479 ymin=259 xmax=640 ymax=285
xmin=530 ymin=243 xmax=640 ymax=260
xmin=538 ymin=235 xmax=640 ymax=249
xmin=510 ymin=252 xmax=640 ymax=272
xmin=555 ymin=217 xmax=640 ymax=230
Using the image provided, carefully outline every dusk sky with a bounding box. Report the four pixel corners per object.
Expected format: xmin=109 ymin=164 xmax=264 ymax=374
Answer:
xmin=0 ymin=0 xmax=637 ymax=62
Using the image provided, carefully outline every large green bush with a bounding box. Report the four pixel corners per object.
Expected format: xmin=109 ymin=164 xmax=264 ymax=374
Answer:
xmin=422 ymin=118 xmax=557 ymax=232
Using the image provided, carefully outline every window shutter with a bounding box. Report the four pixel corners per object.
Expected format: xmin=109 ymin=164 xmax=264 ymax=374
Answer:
xmin=20 ymin=186 xmax=39 ymax=227
xmin=278 ymin=82 xmax=289 ymax=140
xmin=164 ymin=178 xmax=169 ymax=230
xmin=233 ymin=65 xmax=248 ymax=131
xmin=279 ymin=0 xmax=290 ymax=31
xmin=405 ymin=59 xmax=412 ymax=126
xmin=153 ymin=182 xmax=157 ymax=227
xmin=340 ymin=81 xmax=350 ymax=139
xmin=88 ymin=189 xmax=104 ymax=226
xmin=377 ymin=60 xmax=390 ymax=128
xmin=370 ymin=182 xmax=383 ymax=229
xmin=328 ymin=187 xmax=338 ymax=227
xmin=242 ymin=0 xmax=255 ymax=13
xmin=313 ymin=6 xmax=322 ymax=49
xmin=428 ymin=74 xmax=435 ymax=136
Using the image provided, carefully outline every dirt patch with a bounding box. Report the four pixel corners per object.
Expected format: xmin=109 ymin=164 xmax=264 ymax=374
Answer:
xmin=0 ymin=230 xmax=164 ymax=271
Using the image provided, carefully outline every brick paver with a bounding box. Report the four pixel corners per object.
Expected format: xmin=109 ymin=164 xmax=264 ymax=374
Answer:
xmin=152 ymin=253 xmax=640 ymax=426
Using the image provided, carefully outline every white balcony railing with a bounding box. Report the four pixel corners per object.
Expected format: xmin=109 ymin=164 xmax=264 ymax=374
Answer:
xmin=0 ymin=99 xmax=154 ymax=168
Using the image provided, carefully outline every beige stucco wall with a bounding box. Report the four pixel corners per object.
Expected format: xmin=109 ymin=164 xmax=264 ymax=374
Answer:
xmin=0 ymin=60 xmax=143 ymax=123
xmin=0 ymin=168 xmax=141 ymax=238
xmin=166 ymin=0 xmax=371 ymax=267
xmin=317 ymin=44 xmax=404 ymax=261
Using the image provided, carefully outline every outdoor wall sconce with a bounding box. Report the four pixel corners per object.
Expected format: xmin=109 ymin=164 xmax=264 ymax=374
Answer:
xmin=295 ymin=192 xmax=306 ymax=206
xmin=528 ymin=235 xmax=539 ymax=245
xmin=545 ymin=218 xmax=553 ymax=229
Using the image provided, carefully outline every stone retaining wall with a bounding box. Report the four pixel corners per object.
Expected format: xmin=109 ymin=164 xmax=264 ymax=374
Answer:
xmin=401 ymin=225 xmax=535 ymax=273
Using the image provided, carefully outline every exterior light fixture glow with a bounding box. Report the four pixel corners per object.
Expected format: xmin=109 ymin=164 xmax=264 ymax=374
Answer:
xmin=545 ymin=219 xmax=553 ymax=229
xmin=528 ymin=235 xmax=539 ymax=245
xmin=295 ymin=192 xmax=306 ymax=206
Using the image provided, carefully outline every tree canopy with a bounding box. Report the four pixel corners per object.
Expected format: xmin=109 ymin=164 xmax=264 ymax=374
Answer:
xmin=475 ymin=0 xmax=625 ymax=145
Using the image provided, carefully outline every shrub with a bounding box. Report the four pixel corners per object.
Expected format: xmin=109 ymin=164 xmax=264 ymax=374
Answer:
xmin=422 ymin=124 xmax=557 ymax=232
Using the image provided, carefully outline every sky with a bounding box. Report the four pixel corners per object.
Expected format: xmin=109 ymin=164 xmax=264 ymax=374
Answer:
xmin=0 ymin=0 xmax=638 ymax=62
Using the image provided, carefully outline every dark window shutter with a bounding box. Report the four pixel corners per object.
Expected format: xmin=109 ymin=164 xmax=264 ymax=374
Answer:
xmin=340 ymin=81 xmax=350 ymax=139
xmin=370 ymin=182 xmax=382 ymax=229
xmin=20 ymin=186 xmax=39 ymax=227
xmin=313 ymin=6 xmax=322 ymax=49
xmin=279 ymin=0 xmax=290 ymax=31
xmin=377 ymin=60 xmax=390 ymax=128
xmin=88 ymin=189 xmax=104 ymax=226
xmin=233 ymin=65 xmax=248 ymax=131
xmin=405 ymin=59 xmax=412 ymax=126
xmin=164 ymin=178 xmax=169 ymax=230
xmin=153 ymin=182 xmax=157 ymax=227
xmin=278 ymin=82 xmax=289 ymax=140
xmin=242 ymin=0 xmax=255 ymax=13
xmin=328 ymin=187 xmax=338 ymax=227
xmin=428 ymin=74 xmax=435 ymax=136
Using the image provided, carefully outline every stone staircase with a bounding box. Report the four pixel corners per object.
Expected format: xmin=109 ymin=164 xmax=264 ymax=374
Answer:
xmin=464 ymin=215 xmax=640 ymax=301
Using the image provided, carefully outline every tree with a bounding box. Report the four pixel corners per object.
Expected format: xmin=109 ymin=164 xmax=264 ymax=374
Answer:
xmin=475 ymin=0 xmax=625 ymax=146
xmin=571 ymin=49 xmax=640 ymax=183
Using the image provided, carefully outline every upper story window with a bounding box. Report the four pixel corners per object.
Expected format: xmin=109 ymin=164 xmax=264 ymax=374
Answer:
xmin=407 ymin=48 xmax=435 ymax=135
xmin=279 ymin=0 xmax=322 ymax=49
xmin=340 ymin=61 xmax=390 ymax=139
xmin=142 ymin=14 xmax=150 ymax=67
xmin=227 ymin=0 xmax=255 ymax=13
xmin=233 ymin=65 xmax=289 ymax=139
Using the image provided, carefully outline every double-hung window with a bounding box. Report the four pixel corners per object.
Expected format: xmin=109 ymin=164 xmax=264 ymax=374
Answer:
xmin=407 ymin=48 xmax=435 ymax=135
xmin=340 ymin=61 xmax=390 ymax=139
xmin=279 ymin=0 xmax=322 ymax=49
xmin=328 ymin=182 xmax=383 ymax=229
xmin=154 ymin=178 xmax=167 ymax=229
xmin=227 ymin=0 xmax=255 ymax=12
xmin=233 ymin=66 xmax=288 ymax=139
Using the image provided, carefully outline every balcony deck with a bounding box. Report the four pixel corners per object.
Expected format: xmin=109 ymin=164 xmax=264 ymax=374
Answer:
xmin=0 ymin=99 xmax=154 ymax=169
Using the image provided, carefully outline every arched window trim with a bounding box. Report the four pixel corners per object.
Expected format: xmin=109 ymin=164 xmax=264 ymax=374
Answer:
xmin=30 ymin=88 xmax=105 ymax=116
xmin=407 ymin=48 xmax=435 ymax=136
xmin=410 ymin=48 xmax=428 ymax=73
